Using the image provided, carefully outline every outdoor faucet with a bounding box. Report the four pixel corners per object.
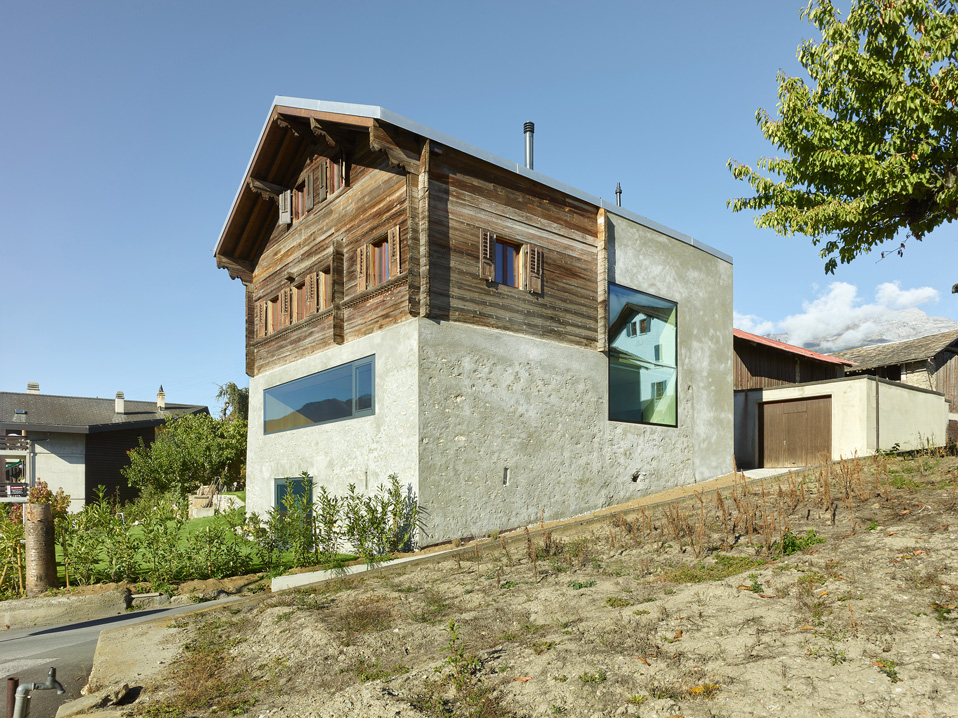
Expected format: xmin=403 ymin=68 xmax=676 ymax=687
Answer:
xmin=12 ymin=667 xmax=66 ymax=718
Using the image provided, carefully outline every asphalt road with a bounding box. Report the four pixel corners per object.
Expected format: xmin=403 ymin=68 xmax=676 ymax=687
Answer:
xmin=0 ymin=596 xmax=243 ymax=717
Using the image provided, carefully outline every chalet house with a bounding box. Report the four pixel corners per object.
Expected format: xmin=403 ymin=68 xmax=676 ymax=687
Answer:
xmin=0 ymin=384 xmax=207 ymax=510
xmin=214 ymin=97 xmax=733 ymax=544
xmin=734 ymin=330 xmax=949 ymax=469
xmin=832 ymin=329 xmax=958 ymax=442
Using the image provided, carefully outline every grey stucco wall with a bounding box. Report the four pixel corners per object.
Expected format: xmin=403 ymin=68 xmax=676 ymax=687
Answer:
xmin=417 ymin=212 xmax=734 ymax=543
xmin=245 ymin=319 xmax=420 ymax=518
xmin=605 ymin=213 xmax=734 ymax=484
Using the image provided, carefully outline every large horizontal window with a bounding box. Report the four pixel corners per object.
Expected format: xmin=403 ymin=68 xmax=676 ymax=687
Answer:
xmin=264 ymin=356 xmax=374 ymax=434
xmin=608 ymin=283 xmax=677 ymax=427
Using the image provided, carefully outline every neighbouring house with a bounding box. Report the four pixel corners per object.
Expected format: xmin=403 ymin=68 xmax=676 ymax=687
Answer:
xmin=831 ymin=329 xmax=958 ymax=444
xmin=214 ymin=97 xmax=733 ymax=544
xmin=733 ymin=330 xmax=949 ymax=469
xmin=0 ymin=384 xmax=207 ymax=510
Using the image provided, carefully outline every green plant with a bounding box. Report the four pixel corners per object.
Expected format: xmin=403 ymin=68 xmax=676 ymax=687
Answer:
xmin=569 ymin=580 xmax=596 ymax=590
xmin=748 ymin=573 xmax=763 ymax=594
xmin=441 ymin=621 xmax=481 ymax=691
xmin=578 ymin=669 xmax=607 ymax=684
xmin=874 ymin=658 xmax=901 ymax=683
xmin=627 ymin=694 xmax=647 ymax=705
xmin=776 ymin=529 xmax=826 ymax=556
xmin=605 ymin=596 xmax=633 ymax=608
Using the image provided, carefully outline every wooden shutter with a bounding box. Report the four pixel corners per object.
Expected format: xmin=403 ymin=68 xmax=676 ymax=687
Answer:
xmin=257 ymin=301 xmax=267 ymax=338
xmin=305 ymin=272 xmax=317 ymax=314
xmin=479 ymin=228 xmax=495 ymax=280
xmin=388 ymin=226 xmax=401 ymax=277
xmin=356 ymin=246 xmax=367 ymax=292
xmin=281 ymin=288 xmax=292 ymax=326
xmin=278 ymin=190 xmax=292 ymax=224
xmin=318 ymin=160 xmax=328 ymax=202
xmin=304 ymin=171 xmax=314 ymax=211
xmin=527 ymin=246 xmax=543 ymax=294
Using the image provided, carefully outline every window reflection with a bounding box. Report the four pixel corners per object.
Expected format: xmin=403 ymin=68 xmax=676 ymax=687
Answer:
xmin=264 ymin=356 xmax=375 ymax=434
xmin=608 ymin=284 xmax=677 ymax=426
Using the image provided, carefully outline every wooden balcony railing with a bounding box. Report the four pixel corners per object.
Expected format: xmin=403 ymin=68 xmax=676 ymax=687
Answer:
xmin=0 ymin=435 xmax=30 ymax=452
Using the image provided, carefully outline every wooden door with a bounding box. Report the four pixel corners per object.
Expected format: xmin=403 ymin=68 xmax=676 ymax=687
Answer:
xmin=760 ymin=396 xmax=831 ymax=468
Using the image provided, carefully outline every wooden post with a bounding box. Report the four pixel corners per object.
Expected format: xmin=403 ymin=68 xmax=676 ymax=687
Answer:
xmin=24 ymin=503 xmax=57 ymax=596
xmin=6 ymin=677 xmax=18 ymax=718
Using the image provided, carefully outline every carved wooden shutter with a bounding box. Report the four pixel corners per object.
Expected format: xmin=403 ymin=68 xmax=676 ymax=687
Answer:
xmin=279 ymin=190 xmax=292 ymax=224
xmin=305 ymin=272 xmax=317 ymax=314
xmin=527 ymin=246 xmax=543 ymax=294
xmin=304 ymin=171 xmax=314 ymax=211
xmin=318 ymin=160 xmax=328 ymax=202
xmin=356 ymin=246 xmax=367 ymax=292
xmin=257 ymin=301 xmax=267 ymax=338
xmin=388 ymin=226 xmax=401 ymax=277
xmin=479 ymin=229 xmax=495 ymax=280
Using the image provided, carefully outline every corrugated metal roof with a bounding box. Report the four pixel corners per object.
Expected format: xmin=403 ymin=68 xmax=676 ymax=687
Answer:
xmin=733 ymin=328 xmax=856 ymax=366
xmin=831 ymin=329 xmax=958 ymax=371
xmin=218 ymin=97 xmax=732 ymax=265
xmin=0 ymin=392 xmax=207 ymax=434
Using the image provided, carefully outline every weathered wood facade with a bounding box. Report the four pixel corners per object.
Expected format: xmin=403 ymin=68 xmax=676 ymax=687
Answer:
xmin=217 ymin=103 xmax=605 ymax=378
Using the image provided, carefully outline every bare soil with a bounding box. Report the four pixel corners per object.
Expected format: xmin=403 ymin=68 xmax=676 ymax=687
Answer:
xmin=122 ymin=453 xmax=958 ymax=718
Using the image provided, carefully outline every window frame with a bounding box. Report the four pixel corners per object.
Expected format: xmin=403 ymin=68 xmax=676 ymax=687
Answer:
xmin=273 ymin=476 xmax=313 ymax=514
xmin=607 ymin=282 xmax=679 ymax=428
xmin=370 ymin=237 xmax=391 ymax=287
xmin=263 ymin=355 xmax=376 ymax=435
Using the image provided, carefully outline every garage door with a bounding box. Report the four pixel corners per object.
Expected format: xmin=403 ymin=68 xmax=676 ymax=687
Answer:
xmin=761 ymin=396 xmax=831 ymax=468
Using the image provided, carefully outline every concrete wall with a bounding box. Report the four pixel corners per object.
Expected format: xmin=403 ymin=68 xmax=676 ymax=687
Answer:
xmin=31 ymin=431 xmax=86 ymax=511
xmin=735 ymin=376 xmax=948 ymax=467
xmin=245 ymin=319 xmax=420 ymax=517
xmin=417 ymin=214 xmax=734 ymax=544
xmin=605 ymin=213 xmax=734 ymax=484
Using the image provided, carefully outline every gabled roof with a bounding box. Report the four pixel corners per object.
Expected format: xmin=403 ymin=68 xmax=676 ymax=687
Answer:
xmin=733 ymin=328 xmax=855 ymax=367
xmin=831 ymin=329 xmax=958 ymax=371
xmin=215 ymin=97 xmax=732 ymax=279
xmin=0 ymin=392 xmax=207 ymax=434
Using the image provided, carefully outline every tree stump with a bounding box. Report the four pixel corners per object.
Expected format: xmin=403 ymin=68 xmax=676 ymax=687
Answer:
xmin=25 ymin=503 xmax=57 ymax=596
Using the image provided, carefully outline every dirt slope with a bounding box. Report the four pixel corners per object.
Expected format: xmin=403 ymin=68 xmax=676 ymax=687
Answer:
xmin=118 ymin=452 xmax=958 ymax=718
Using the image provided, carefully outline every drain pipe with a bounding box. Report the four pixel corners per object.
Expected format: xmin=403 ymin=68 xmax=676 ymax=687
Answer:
xmin=13 ymin=668 xmax=65 ymax=718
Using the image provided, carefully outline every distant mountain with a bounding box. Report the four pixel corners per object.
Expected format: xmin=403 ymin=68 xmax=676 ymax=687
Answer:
xmin=769 ymin=310 xmax=958 ymax=353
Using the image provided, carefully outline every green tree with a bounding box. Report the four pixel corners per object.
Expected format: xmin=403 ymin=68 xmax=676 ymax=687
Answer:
xmin=728 ymin=0 xmax=958 ymax=272
xmin=121 ymin=413 xmax=247 ymax=495
xmin=216 ymin=381 xmax=249 ymax=422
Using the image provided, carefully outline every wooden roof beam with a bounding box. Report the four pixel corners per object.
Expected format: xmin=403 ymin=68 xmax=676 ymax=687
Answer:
xmin=369 ymin=121 xmax=419 ymax=173
xmin=215 ymin=257 xmax=254 ymax=284
xmin=248 ymin=177 xmax=289 ymax=201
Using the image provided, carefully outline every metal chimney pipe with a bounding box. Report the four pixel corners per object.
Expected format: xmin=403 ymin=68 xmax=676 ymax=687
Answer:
xmin=26 ymin=382 xmax=39 ymax=394
xmin=157 ymin=385 xmax=166 ymax=411
xmin=615 ymin=182 xmax=622 ymax=207
xmin=115 ymin=391 xmax=125 ymax=415
xmin=524 ymin=121 xmax=535 ymax=170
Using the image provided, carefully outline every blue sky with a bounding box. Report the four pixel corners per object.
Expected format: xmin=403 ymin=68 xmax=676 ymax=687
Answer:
xmin=2 ymin=0 xmax=956 ymax=411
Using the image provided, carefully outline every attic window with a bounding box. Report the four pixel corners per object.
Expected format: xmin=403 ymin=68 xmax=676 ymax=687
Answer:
xmin=15 ymin=410 xmax=26 ymax=415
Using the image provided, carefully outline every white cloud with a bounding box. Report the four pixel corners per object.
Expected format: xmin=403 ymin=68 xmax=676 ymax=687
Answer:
xmin=733 ymin=311 xmax=776 ymax=336
xmin=736 ymin=281 xmax=947 ymax=351
xmin=874 ymin=281 xmax=939 ymax=310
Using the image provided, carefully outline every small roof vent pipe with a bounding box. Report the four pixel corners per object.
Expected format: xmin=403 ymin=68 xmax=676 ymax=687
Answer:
xmin=27 ymin=382 xmax=39 ymax=394
xmin=615 ymin=182 xmax=622 ymax=207
xmin=523 ymin=121 xmax=535 ymax=170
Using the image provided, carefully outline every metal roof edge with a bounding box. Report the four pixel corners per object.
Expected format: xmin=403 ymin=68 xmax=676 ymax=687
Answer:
xmin=217 ymin=97 xmax=733 ymax=265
